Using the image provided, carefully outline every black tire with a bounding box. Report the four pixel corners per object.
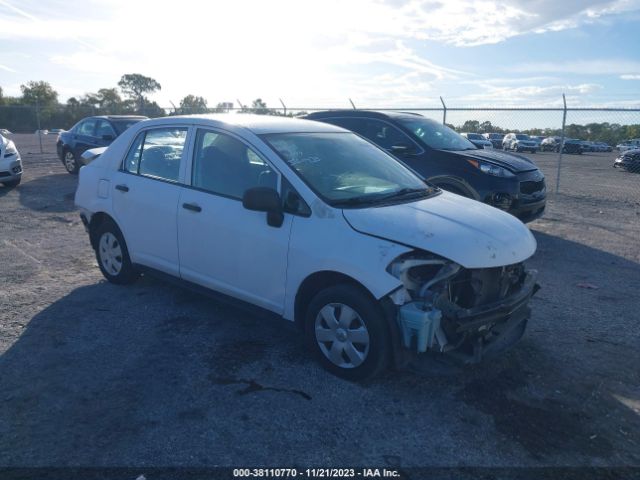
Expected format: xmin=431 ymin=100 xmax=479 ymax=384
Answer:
xmin=2 ymin=177 xmax=21 ymax=188
xmin=437 ymin=184 xmax=471 ymax=198
xmin=305 ymin=284 xmax=390 ymax=381
xmin=94 ymin=219 xmax=139 ymax=285
xmin=62 ymin=149 xmax=80 ymax=174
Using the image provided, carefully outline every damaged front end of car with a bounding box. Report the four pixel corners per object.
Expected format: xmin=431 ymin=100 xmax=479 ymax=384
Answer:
xmin=386 ymin=251 xmax=540 ymax=365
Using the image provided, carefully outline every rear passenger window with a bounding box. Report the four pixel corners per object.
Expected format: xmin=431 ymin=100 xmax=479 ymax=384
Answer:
xmin=192 ymin=130 xmax=277 ymax=199
xmin=123 ymin=127 xmax=187 ymax=182
xmin=77 ymin=119 xmax=97 ymax=136
xmin=326 ymin=118 xmax=413 ymax=150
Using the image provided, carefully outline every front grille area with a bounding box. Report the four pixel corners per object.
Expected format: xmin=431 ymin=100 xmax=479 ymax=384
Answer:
xmin=520 ymin=179 xmax=545 ymax=195
xmin=0 ymin=171 xmax=11 ymax=178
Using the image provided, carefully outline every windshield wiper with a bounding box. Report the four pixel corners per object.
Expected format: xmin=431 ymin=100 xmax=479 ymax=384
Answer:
xmin=372 ymin=187 xmax=433 ymax=202
xmin=333 ymin=187 xmax=436 ymax=208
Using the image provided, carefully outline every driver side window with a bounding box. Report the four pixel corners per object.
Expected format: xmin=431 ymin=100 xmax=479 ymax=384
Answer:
xmin=191 ymin=129 xmax=277 ymax=199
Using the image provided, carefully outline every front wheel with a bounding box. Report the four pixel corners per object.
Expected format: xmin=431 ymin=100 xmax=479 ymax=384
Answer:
xmin=305 ymin=284 xmax=389 ymax=381
xmin=63 ymin=150 xmax=80 ymax=174
xmin=95 ymin=220 xmax=139 ymax=284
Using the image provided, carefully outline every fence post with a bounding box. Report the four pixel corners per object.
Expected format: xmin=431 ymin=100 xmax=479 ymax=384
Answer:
xmin=440 ymin=96 xmax=447 ymax=125
xmin=35 ymin=99 xmax=43 ymax=154
xmin=555 ymin=93 xmax=567 ymax=195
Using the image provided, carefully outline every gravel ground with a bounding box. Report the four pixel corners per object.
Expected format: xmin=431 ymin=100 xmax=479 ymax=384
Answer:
xmin=1 ymin=135 xmax=639 ymax=471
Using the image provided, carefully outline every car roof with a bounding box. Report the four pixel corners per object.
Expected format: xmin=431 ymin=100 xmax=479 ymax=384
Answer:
xmin=133 ymin=114 xmax=345 ymax=134
xmin=305 ymin=109 xmax=425 ymax=121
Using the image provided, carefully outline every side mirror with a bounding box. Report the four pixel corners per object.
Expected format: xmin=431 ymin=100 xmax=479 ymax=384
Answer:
xmin=242 ymin=187 xmax=284 ymax=227
xmin=102 ymin=134 xmax=115 ymax=141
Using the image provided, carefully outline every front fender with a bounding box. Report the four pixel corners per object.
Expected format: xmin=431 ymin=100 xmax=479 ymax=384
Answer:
xmin=282 ymin=209 xmax=411 ymax=321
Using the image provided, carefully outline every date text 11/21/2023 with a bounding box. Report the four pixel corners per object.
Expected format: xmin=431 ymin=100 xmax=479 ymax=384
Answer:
xmin=232 ymin=468 xmax=401 ymax=478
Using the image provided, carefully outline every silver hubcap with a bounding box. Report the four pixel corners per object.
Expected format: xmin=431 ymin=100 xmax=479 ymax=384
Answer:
xmin=315 ymin=303 xmax=370 ymax=369
xmin=99 ymin=232 xmax=123 ymax=276
xmin=64 ymin=152 xmax=76 ymax=171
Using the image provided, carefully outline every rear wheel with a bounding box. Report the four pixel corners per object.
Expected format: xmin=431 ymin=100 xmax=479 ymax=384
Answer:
xmin=95 ymin=219 xmax=139 ymax=285
xmin=63 ymin=150 xmax=79 ymax=174
xmin=305 ymin=284 xmax=389 ymax=381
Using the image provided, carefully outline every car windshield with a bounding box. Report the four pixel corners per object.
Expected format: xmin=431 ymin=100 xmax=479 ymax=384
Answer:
xmin=515 ymin=134 xmax=530 ymax=140
xmin=488 ymin=133 xmax=503 ymax=139
xmin=396 ymin=117 xmax=476 ymax=151
xmin=262 ymin=132 xmax=437 ymax=207
xmin=466 ymin=133 xmax=483 ymax=140
xmin=111 ymin=119 xmax=145 ymax=135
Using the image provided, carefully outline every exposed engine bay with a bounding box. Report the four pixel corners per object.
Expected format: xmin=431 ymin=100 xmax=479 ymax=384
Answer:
xmin=388 ymin=251 xmax=539 ymax=363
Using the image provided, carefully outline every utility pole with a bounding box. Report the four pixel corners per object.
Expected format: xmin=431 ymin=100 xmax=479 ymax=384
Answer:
xmin=555 ymin=93 xmax=567 ymax=195
xmin=35 ymin=98 xmax=43 ymax=154
xmin=440 ymin=96 xmax=447 ymax=125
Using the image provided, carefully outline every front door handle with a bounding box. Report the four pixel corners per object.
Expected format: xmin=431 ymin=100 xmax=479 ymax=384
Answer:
xmin=182 ymin=202 xmax=202 ymax=212
xmin=115 ymin=184 xmax=129 ymax=192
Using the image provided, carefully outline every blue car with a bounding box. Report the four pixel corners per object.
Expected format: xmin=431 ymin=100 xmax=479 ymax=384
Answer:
xmin=57 ymin=115 xmax=147 ymax=174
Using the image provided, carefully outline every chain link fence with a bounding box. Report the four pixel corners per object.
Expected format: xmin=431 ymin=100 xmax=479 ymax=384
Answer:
xmin=2 ymin=103 xmax=638 ymax=207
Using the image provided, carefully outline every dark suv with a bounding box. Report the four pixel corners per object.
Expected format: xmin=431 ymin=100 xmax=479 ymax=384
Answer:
xmin=56 ymin=115 xmax=148 ymax=174
xmin=306 ymin=110 xmax=546 ymax=223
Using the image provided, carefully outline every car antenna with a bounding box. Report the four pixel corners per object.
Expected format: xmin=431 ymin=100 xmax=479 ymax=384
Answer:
xmin=349 ymin=98 xmax=357 ymax=110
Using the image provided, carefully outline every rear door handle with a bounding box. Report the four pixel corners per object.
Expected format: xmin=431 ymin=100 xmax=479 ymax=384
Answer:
xmin=115 ymin=184 xmax=129 ymax=192
xmin=182 ymin=202 xmax=202 ymax=212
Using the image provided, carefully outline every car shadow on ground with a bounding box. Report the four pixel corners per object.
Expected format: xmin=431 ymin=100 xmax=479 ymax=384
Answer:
xmin=0 ymin=232 xmax=639 ymax=466
xmin=0 ymin=183 xmax=18 ymax=197
xmin=17 ymin=173 xmax=77 ymax=213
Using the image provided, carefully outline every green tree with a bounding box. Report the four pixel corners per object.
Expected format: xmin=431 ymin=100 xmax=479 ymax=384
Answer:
xmin=460 ymin=120 xmax=480 ymax=132
xmin=117 ymin=73 xmax=161 ymax=113
xmin=97 ymin=88 xmax=123 ymax=111
xmin=249 ymin=98 xmax=269 ymax=114
xmin=214 ymin=102 xmax=234 ymax=113
xmin=179 ymin=94 xmax=208 ymax=114
xmin=20 ymin=80 xmax=58 ymax=106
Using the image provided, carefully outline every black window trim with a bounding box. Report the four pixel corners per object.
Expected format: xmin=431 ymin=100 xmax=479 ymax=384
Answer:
xmin=316 ymin=116 xmax=426 ymax=155
xmin=96 ymin=119 xmax=117 ymax=138
xmin=187 ymin=126 xmax=282 ymax=203
xmin=78 ymin=118 xmax=98 ymax=137
xmin=119 ymin=125 xmax=189 ymax=184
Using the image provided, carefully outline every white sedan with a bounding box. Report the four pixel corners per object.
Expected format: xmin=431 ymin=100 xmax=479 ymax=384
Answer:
xmin=75 ymin=114 xmax=538 ymax=379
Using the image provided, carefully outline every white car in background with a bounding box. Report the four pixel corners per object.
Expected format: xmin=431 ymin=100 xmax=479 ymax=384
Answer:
xmin=617 ymin=140 xmax=640 ymax=152
xmin=75 ymin=115 xmax=538 ymax=380
xmin=0 ymin=134 xmax=23 ymax=187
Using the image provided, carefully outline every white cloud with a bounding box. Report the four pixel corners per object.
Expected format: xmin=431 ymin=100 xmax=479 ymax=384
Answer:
xmin=514 ymin=59 xmax=640 ymax=75
xmin=620 ymin=74 xmax=640 ymax=79
xmin=455 ymin=82 xmax=604 ymax=106
xmin=375 ymin=0 xmax=640 ymax=46
xmin=0 ymin=63 xmax=16 ymax=73
xmin=1 ymin=0 xmax=638 ymax=106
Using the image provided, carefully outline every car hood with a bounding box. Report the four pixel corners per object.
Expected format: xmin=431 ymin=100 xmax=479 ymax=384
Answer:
xmin=443 ymin=148 xmax=537 ymax=173
xmin=342 ymin=191 xmax=536 ymax=269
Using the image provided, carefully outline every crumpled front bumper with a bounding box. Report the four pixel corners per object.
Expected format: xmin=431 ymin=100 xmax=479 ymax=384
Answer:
xmin=437 ymin=270 xmax=540 ymax=364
